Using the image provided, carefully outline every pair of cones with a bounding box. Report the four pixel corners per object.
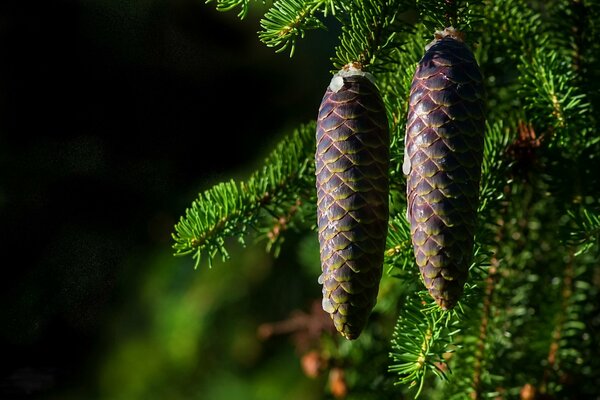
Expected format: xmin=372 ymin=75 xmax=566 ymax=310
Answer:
xmin=316 ymin=28 xmax=486 ymax=339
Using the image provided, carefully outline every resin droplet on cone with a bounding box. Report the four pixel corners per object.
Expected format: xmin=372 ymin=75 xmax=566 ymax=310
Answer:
xmin=405 ymin=28 xmax=486 ymax=309
xmin=316 ymin=65 xmax=390 ymax=339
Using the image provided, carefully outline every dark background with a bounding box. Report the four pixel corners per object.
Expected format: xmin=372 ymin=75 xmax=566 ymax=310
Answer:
xmin=0 ymin=1 xmax=336 ymax=397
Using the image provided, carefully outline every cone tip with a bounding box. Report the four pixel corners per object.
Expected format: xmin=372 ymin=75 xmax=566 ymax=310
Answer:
xmin=425 ymin=27 xmax=466 ymax=51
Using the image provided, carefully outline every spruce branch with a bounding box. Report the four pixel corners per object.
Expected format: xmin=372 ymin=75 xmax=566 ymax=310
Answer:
xmin=546 ymin=0 xmax=586 ymax=71
xmin=262 ymin=198 xmax=303 ymax=257
xmin=477 ymin=1 xmax=545 ymax=124
xmin=258 ymin=0 xmax=332 ymax=56
xmin=478 ymin=121 xmax=513 ymax=215
xmin=205 ymin=0 xmax=264 ymax=19
xmin=484 ymin=0 xmax=544 ymax=60
xmin=518 ymin=47 xmax=591 ymax=150
xmin=440 ymin=123 xmax=518 ymax=399
xmin=385 ymin=215 xmax=414 ymax=273
xmin=389 ymin=296 xmax=461 ymax=398
xmin=568 ymin=206 xmax=600 ymax=256
xmin=172 ymin=123 xmax=316 ymax=268
xmin=415 ymin=0 xmax=485 ymax=35
xmin=331 ymin=0 xmax=413 ymax=72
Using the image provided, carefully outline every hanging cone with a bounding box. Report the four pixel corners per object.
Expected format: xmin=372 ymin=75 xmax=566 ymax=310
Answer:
xmin=405 ymin=27 xmax=486 ymax=309
xmin=316 ymin=64 xmax=390 ymax=339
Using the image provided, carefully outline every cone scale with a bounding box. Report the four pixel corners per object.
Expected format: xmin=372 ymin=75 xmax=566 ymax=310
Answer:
xmin=405 ymin=28 xmax=486 ymax=309
xmin=316 ymin=65 xmax=390 ymax=339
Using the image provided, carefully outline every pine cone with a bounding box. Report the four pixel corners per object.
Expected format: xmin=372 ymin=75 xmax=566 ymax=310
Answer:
xmin=316 ymin=65 xmax=390 ymax=339
xmin=405 ymin=28 xmax=486 ymax=309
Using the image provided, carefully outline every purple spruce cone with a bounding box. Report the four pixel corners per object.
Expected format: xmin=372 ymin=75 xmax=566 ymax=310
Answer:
xmin=316 ymin=65 xmax=390 ymax=339
xmin=405 ymin=28 xmax=486 ymax=309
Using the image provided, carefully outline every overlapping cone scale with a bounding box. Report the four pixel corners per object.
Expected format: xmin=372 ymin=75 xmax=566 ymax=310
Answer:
xmin=316 ymin=73 xmax=390 ymax=340
xmin=405 ymin=36 xmax=486 ymax=310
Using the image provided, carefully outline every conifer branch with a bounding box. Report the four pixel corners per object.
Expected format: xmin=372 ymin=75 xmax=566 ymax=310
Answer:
xmin=206 ymin=0 xmax=263 ymax=19
xmin=172 ymin=123 xmax=316 ymax=268
xmin=331 ymin=0 xmax=413 ymax=72
xmin=518 ymin=47 xmax=591 ymax=150
xmin=389 ymin=297 xmax=460 ymax=398
xmin=263 ymin=198 xmax=303 ymax=257
xmin=258 ymin=0 xmax=331 ymax=56
xmin=486 ymin=0 xmax=544 ymax=58
xmin=478 ymin=0 xmax=545 ymax=124
xmin=415 ymin=0 xmax=485 ymax=34
xmin=385 ymin=215 xmax=414 ymax=273
xmin=568 ymin=207 xmax=600 ymax=256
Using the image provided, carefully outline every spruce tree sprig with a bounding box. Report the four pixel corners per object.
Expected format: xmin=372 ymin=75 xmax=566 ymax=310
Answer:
xmin=518 ymin=48 xmax=591 ymax=151
xmin=385 ymin=215 xmax=414 ymax=273
xmin=172 ymin=123 xmax=316 ymax=268
xmin=258 ymin=0 xmax=333 ymax=56
xmin=568 ymin=207 xmax=600 ymax=256
xmin=415 ymin=0 xmax=485 ymax=36
xmin=331 ymin=0 xmax=413 ymax=73
xmin=205 ymin=0 xmax=263 ymax=19
xmin=389 ymin=296 xmax=461 ymax=398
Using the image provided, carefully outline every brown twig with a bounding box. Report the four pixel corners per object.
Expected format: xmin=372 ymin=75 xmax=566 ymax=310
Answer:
xmin=508 ymin=121 xmax=543 ymax=176
xmin=267 ymin=199 xmax=302 ymax=243
xmin=257 ymin=300 xmax=335 ymax=354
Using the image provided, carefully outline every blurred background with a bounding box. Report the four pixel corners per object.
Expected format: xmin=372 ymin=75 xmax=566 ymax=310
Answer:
xmin=0 ymin=0 xmax=344 ymax=398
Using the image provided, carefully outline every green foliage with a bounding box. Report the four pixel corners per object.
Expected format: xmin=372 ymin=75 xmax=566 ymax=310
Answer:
xmin=385 ymin=215 xmax=413 ymax=273
xmin=174 ymin=0 xmax=600 ymax=398
xmin=205 ymin=0 xmax=262 ymax=19
xmin=569 ymin=207 xmax=600 ymax=256
xmin=331 ymin=0 xmax=413 ymax=72
xmin=389 ymin=297 xmax=461 ymax=397
xmin=172 ymin=123 xmax=316 ymax=268
xmin=258 ymin=0 xmax=331 ymax=56
xmin=414 ymin=0 xmax=484 ymax=36
xmin=518 ymin=48 xmax=590 ymax=150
